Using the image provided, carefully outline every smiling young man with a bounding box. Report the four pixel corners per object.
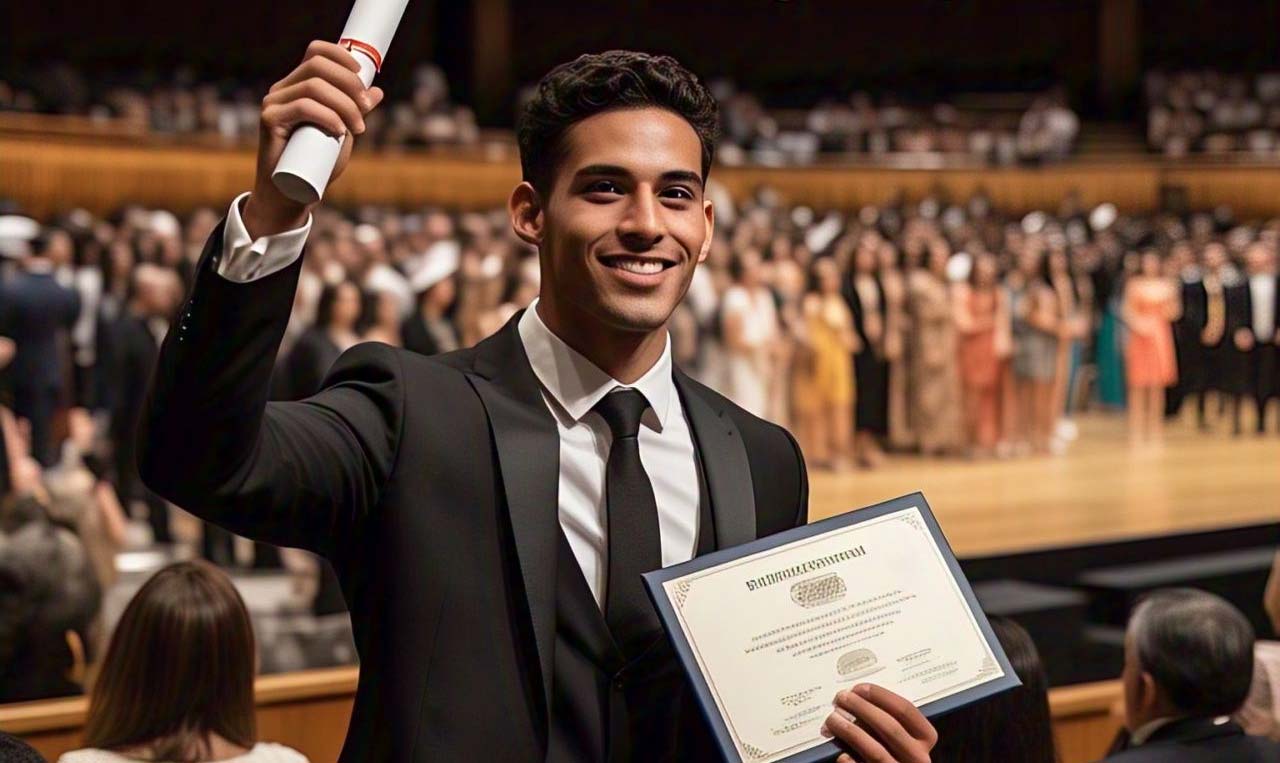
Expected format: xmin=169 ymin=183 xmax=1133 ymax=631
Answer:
xmin=139 ymin=46 xmax=937 ymax=762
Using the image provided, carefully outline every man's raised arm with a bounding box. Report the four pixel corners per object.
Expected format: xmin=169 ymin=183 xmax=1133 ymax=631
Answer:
xmin=138 ymin=42 xmax=393 ymax=558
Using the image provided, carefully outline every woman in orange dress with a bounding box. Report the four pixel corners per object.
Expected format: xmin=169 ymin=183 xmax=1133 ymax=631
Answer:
xmin=1123 ymin=249 xmax=1181 ymax=447
xmin=955 ymin=253 xmax=1009 ymax=456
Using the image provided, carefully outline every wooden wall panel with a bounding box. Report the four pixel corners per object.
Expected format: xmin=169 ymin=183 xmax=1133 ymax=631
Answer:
xmin=2 ymin=134 xmax=1278 ymax=221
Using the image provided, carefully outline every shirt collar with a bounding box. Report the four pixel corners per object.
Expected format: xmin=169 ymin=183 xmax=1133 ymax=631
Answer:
xmin=517 ymin=298 xmax=673 ymax=431
xmin=1129 ymin=716 xmax=1186 ymax=746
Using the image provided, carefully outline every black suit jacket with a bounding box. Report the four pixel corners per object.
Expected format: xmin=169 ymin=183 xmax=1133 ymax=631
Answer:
xmin=139 ymin=221 xmax=808 ymax=762
xmin=0 ymin=270 xmax=80 ymax=390
xmin=1102 ymin=717 xmax=1280 ymax=763
xmin=107 ymin=311 xmax=160 ymax=445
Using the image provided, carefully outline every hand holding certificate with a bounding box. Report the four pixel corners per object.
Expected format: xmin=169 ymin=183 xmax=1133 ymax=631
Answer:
xmin=644 ymin=493 xmax=1017 ymax=763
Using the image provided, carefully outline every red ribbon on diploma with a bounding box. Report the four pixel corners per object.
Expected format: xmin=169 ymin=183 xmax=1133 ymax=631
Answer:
xmin=338 ymin=38 xmax=383 ymax=72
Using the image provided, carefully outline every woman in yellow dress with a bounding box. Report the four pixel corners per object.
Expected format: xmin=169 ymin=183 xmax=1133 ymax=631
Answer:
xmin=793 ymin=257 xmax=859 ymax=470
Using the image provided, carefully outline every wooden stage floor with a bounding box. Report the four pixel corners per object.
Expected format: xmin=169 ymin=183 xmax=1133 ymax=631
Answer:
xmin=807 ymin=410 xmax=1280 ymax=557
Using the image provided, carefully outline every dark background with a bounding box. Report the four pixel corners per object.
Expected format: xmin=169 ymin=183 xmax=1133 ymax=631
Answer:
xmin=4 ymin=0 xmax=1279 ymax=123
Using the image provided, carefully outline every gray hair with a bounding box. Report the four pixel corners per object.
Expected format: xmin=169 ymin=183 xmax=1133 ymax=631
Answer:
xmin=1129 ymin=588 xmax=1255 ymax=717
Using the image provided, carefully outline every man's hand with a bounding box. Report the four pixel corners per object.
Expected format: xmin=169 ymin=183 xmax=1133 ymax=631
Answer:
xmin=821 ymin=684 xmax=936 ymax=763
xmin=1234 ymin=327 xmax=1254 ymax=352
xmin=244 ymin=39 xmax=386 ymax=238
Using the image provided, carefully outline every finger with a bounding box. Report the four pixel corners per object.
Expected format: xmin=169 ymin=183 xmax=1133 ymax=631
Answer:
xmin=262 ymin=98 xmax=348 ymax=139
xmin=270 ymin=55 xmax=371 ymax=111
xmin=302 ymin=39 xmax=362 ymax=73
xmin=849 ymin=684 xmax=937 ymax=747
xmin=835 ymin=689 xmax=926 ymax=760
xmin=824 ymin=707 xmax=894 ymax=763
xmin=264 ymin=79 xmax=366 ymax=135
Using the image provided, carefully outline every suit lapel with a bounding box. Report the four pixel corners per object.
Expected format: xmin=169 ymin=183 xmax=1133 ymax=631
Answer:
xmin=674 ymin=370 xmax=757 ymax=548
xmin=466 ymin=315 xmax=559 ymax=726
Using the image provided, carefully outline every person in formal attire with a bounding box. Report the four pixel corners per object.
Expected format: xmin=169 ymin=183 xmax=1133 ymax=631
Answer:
xmin=1122 ymin=250 xmax=1180 ymax=448
xmin=359 ymin=287 xmax=403 ymax=347
xmin=108 ymin=264 xmax=176 ymax=545
xmin=1009 ymin=248 xmax=1060 ymax=454
xmin=1196 ymin=243 xmax=1253 ymax=434
xmin=793 ymin=257 xmax=857 ymax=470
xmin=0 ymin=234 xmax=81 ymax=466
xmin=1100 ymin=588 xmax=1280 ymax=763
xmin=1241 ymin=242 xmax=1279 ymax=433
xmin=0 ymin=501 xmax=101 ymax=704
xmin=1046 ymin=247 xmax=1090 ymax=448
xmin=138 ymin=46 xmax=936 ymax=763
xmin=1165 ymin=242 xmax=1202 ymax=417
xmin=955 ymin=252 xmax=1008 ymax=457
xmin=847 ymin=237 xmax=889 ymax=467
xmin=400 ymin=245 xmax=460 ymax=357
xmin=272 ymin=279 xmax=362 ymax=401
xmin=720 ymin=248 xmax=779 ymax=418
xmin=62 ymin=561 xmax=309 ymax=763
xmin=929 ymin=616 xmax=1057 ymax=763
xmin=906 ymin=241 xmax=962 ymax=456
xmin=880 ymin=241 xmax=914 ymax=450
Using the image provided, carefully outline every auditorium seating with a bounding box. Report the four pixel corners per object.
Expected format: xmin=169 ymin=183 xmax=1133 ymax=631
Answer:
xmin=0 ymin=667 xmax=1125 ymax=763
xmin=973 ymin=580 xmax=1104 ymax=685
xmin=1080 ymin=546 xmax=1276 ymax=637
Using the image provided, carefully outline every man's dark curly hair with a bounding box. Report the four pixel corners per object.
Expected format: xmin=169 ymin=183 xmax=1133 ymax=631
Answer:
xmin=516 ymin=50 xmax=719 ymax=194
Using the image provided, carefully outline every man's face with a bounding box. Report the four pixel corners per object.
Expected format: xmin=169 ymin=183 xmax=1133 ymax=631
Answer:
xmin=529 ymin=107 xmax=713 ymax=335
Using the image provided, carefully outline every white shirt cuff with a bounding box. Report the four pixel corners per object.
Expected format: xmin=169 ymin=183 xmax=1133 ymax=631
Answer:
xmin=216 ymin=191 xmax=312 ymax=283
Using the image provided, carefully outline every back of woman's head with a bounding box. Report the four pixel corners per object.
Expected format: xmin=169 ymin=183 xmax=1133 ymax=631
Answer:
xmin=83 ymin=560 xmax=257 ymax=761
xmin=929 ymin=616 xmax=1058 ymax=763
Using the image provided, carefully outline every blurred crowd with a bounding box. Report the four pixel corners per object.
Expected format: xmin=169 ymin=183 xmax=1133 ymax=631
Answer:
xmin=0 ymin=184 xmax=1274 ymax=525
xmin=712 ymin=81 xmax=1079 ymax=166
xmin=0 ymin=61 xmax=481 ymax=148
xmin=0 ymin=186 xmax=1277 ymax=759
xmin=1146 ymin=69 xmax=1280 ymax=158
xmin=1 ymin=62 xmax=1080 ymax=165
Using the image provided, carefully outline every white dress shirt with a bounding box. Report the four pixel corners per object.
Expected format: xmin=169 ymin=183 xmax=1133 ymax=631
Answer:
xmin=518 ymin=299 xmax=701 ymax=606
xmin=216 ymin=192 xmax=313 ymax=283
xmin=214 ymin=194 xmax=702 ymax=608
xmin=1250 ymin=273 xmax=1277 ymax=341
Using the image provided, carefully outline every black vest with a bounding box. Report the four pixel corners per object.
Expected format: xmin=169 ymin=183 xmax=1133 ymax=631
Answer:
xmin=547 ymin=467 xmax=718 ymax=763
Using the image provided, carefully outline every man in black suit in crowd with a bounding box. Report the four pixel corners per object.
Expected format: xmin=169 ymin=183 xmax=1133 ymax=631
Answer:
xmin=108 ymin=264 xmax=176 ymax=544
xmin=1101 ymin=589 xmax=1280 ymax=763
xmin=0 ymin=234 xmax=80 ymax=466
xmin=1240 ymin=242 xmax=1280 ymax=433
xmin=1194 ymin=243 xmax=1253 ymax=434
xmin=139 ymin=45 xmax=936 ymax=762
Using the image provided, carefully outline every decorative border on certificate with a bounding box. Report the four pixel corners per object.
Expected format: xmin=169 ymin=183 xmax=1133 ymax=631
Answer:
xmin=644 ymin=492 xmax=1021 ymax=763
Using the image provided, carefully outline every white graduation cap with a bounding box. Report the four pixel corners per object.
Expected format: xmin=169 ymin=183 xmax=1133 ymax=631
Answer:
xmin=409 ymin=241 xmax=460 ymax=293
xmin=1088 ymin=203 xmax=1118 ymax=232
xmin=0 ymin=215 xmax=39 ymax=259
xmin=150 ymin=209 xmax=181 ymax=238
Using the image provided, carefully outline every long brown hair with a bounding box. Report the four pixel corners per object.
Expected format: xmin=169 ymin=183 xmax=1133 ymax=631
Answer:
xmin=83 ymin=560 xmax=257 ymax=760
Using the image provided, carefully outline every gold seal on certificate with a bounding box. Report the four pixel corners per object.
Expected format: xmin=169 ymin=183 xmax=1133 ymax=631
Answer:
xmin=644 ymin=493 xmax=1019 ymax=763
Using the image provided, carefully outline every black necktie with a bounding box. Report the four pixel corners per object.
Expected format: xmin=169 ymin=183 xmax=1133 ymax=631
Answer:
xmin=593 ymin=389 xmax=662 ymax=660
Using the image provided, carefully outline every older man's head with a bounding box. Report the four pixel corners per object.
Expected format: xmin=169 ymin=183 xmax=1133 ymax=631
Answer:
xmin=1122 ymin=588 xmax=1255 ymax=733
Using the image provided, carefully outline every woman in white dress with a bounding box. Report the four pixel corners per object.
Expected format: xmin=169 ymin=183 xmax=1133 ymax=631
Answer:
xmin=59 ymin=561 xmax=309 ymax=763
xmin=720 ymin=249 xmax=780 ymax=419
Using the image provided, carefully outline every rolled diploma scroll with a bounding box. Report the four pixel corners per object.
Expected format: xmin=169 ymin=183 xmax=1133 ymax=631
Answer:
xmin=271 ymin=0 xmax=410 ymax=205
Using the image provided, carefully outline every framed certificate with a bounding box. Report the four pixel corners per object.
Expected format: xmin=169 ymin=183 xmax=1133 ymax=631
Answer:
xmin=643 ymin=492 xmax=1019 ymax=763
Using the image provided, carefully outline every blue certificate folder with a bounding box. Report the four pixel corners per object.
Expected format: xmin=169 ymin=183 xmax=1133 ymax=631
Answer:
xmin=642 ymin=492 xmax=1020 ymax=763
